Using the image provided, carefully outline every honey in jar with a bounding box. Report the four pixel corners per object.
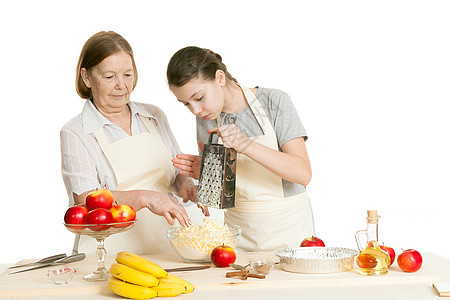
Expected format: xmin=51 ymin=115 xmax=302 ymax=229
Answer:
xmin=355 ymin=210 xmax=390 ymax=276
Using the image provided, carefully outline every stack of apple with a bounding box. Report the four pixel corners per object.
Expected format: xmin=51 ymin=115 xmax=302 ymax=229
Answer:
xmin=300 ymin=236 xmax=423 ymax=273
xmin=64 ymin=189 xmax=136 ymax=231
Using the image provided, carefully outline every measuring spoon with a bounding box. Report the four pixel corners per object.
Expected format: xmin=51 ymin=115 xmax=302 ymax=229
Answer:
xmin=230 ymin=261 xmax=280 ymax=270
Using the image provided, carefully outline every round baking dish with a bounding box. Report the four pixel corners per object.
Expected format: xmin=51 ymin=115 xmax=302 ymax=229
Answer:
xmin=275 ymin=247 xmax=358 ymax=274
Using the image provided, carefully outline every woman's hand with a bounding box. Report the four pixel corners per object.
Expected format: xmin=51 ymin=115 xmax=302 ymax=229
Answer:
xmin=102 ymin=190 xmax=191 ymax=226
xmin=136 ymin=190 xmax=191 ymax=226
xmin=208 ymin=124 xmax=252 ymax=154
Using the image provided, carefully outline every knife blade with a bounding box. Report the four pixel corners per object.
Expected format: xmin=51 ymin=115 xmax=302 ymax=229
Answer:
xmin=9 ymin=253 xmax=86 ymax=275
xmin=8 ymin=253 xmax=68 ymax=269
xmin=164 ymin=265 xmax=210 ymax=272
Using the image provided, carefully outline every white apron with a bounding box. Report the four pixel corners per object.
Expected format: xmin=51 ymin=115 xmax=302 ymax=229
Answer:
xmin=74 ymin=115 xmax=176 ymax=255
xmin=223 ymin=86 xmax=315 ymax=252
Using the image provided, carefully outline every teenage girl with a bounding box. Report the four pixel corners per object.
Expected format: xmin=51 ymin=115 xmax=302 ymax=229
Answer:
xmin=167 ymin=46 xmax=315 ymax=251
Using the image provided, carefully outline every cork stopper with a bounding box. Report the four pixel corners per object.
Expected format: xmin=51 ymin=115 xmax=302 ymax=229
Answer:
xmin=367 ymin=210 xmax=380 ymax=223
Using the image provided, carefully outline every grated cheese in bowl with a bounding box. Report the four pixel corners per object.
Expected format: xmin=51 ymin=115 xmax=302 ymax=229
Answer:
xmin=167 ymin=219 xmax=241 ymax=262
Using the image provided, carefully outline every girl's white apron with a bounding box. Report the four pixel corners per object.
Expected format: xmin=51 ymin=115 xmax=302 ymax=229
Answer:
xmin=73 ymin=116 xmax=176 ymax=255
xmin=223 ymin=86 xmax=315 ymax=252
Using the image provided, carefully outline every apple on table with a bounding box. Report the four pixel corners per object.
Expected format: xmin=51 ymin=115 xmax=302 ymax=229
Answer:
xmin=300 ymin=236 xmax=325 ymax=247
xmin=380 ymin=245 xmax=395 ymax=267
xmin=211 ymin=245 xmax=236 ymax=267
xmin=397 ymin=249 xmax=422 ymax=272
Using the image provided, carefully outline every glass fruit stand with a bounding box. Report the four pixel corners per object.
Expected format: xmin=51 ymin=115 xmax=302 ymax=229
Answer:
xmin=64 ymin=221 xmax=136 ymax=281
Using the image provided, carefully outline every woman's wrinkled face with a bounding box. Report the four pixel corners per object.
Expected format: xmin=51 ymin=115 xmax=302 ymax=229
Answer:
xmin=81 ymin=51 xmax=134 ymax=112
xmin=170 ymin=74 xmax=226 ymax=121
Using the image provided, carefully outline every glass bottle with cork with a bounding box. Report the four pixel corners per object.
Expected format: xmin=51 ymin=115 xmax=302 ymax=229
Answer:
xmin=355 ymin=210 xmax=390 ymax=275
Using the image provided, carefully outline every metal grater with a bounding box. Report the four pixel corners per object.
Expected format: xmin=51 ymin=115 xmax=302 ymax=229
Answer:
xmin=195 ymin=116 xmax=237 ymax=209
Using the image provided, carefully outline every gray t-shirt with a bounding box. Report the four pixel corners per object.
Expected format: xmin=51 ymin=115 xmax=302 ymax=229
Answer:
xmin=196 ymin=87 xmax=307 ymax=197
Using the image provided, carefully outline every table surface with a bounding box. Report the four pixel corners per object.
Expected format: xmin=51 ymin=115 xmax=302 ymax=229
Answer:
xmin=0 ymin=251 xmax=448 ymax=299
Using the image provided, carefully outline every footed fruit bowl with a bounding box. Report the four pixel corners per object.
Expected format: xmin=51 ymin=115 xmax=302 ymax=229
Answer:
xmin=64 ymin=221 xmax=136 ymax=281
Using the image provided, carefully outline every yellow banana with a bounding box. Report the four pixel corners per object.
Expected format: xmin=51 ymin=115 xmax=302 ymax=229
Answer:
xmin=151 ymin=281 xmax=185 ymax=297
xmin=107 ymin=276 xmax=157 ymax=299
xmin=160 ymin=273 xmax=194 ymax=293
xmin=115 ymin=252 xmax=167 ymax=278
xmin=109 ymin=263 xmax=159 ymax=288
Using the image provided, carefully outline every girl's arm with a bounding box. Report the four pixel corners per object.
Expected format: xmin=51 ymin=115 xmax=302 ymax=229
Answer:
xmin=171 ymin=174 xmax=210 ymax=216
xmin=215 ymin=125 xmax=312 ymax=186
xmin=171 ymin=174 xmax=197 ymax=202
xmin=172 ymin=154 xmax=202 ymax=180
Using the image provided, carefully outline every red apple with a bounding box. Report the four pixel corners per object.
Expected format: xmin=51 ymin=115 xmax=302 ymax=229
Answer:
xmin=300 ymin=236 xmax=325 ymax=247
xmin=397 ymin=249 xmax=422 ymax=272
xmin=380 ymin=245 xmax=396 ymax=267
xmin=110 ymin=204 xmax=136 ymax=227
xmin=85 ymin=189 xmax=114 ymax=211
xmin=210 ymin=245 xmax=236 ymax=267
xmin=86 ymin=208 xmax=114 ymax=231
xmin=64 ymin=205 xmax=89 ymax=229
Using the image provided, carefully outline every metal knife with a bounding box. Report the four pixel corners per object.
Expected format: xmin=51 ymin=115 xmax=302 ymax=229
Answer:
xmin=9 ymin=253 xmax=86 ymax=274
xmin=8 ymin=253 xmax=67 ymax=269
xmin=164 ymin=266 xmax=210 ymax=272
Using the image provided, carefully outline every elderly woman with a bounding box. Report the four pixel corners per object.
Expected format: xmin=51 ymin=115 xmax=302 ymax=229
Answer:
xmin=61 ymin=31 xmax=196 ymax=255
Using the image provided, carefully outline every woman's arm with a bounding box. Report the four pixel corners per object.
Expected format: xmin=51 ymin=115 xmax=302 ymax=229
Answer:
xmin=215 ymin=125 xmax=312 ymax=186
xmin=74 ymin=189 xmax=191 ymax=226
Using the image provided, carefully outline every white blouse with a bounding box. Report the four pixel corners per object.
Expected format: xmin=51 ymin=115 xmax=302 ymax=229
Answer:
xmin=60 ymin=100 xmax=181 ymax=205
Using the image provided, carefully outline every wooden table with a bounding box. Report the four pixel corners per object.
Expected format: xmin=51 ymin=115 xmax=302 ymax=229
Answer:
xmin=0 ymin=251 xmax=448 ymax=299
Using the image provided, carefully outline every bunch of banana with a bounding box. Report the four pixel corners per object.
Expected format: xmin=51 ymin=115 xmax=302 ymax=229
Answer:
xmin=107 ymin=251 xmax=195 ymax=299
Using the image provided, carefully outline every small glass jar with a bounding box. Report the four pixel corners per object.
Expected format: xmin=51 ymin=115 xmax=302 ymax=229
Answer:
xmin=250 ymin=258 xmax=275 ymax=275
xmin=48 ymin=267 xmax=75 ymax=284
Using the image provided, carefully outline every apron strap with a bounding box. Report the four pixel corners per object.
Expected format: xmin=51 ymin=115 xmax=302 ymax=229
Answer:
xmin=139 ymin=116 xmax=159 ymax=135
xmin=94 ymin=127 xmax=109 ymax=146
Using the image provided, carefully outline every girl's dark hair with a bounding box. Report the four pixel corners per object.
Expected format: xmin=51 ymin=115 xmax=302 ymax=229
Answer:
xmin=75 ymin=31 xmax=138 ymax=99
xmin=166 ymin=46 xmax=237 ymax=87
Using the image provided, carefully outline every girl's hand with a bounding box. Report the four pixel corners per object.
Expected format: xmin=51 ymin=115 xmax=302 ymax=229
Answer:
xmin=171 ymin=174 xmax=210 ymax=217
xmin=180 ymin=182 xmax=197 ymax=203
xmin=208 ymin=124 xmax=252 ymax=154
xmin=172 ymin=154 xmax=202 ymax=180
xmin=197 ymin=204 xmax=210 ymax=217
xmin=178 ymin=183 xmax=210 ymax=217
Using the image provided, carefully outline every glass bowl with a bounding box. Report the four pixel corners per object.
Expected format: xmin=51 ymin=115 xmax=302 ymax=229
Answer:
xmin=250 ymin=258 xmax=275 ymax=275
xmin=167 ymin=222 xmax=241 ymax=263
xmin=48 ymin=267 xmax=75 ymax=285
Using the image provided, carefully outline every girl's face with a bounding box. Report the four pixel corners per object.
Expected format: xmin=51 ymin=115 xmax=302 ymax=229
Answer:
xmin=170 ymin=73 xmax=226 ymax=121
xmin=81 ymin=51 xmax=134 ymax=112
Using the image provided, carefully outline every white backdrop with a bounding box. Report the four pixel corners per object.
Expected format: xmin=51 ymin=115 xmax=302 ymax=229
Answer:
xmin=1 ymin=0 xmax=449 ymax=263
